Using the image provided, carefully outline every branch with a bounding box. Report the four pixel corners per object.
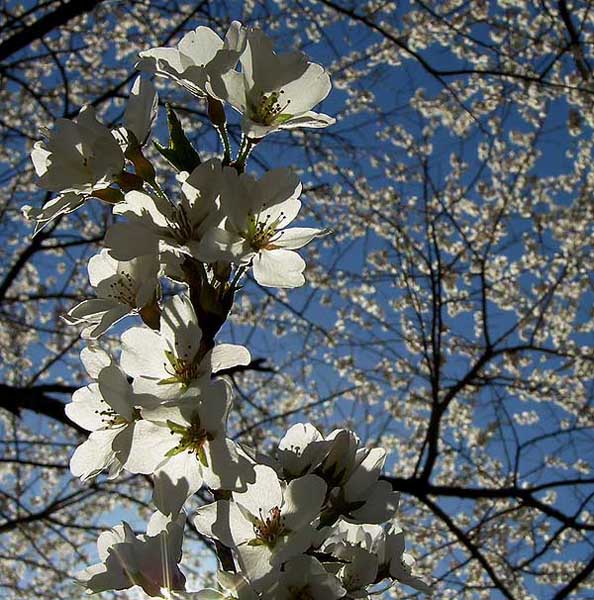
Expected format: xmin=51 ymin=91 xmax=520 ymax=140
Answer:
xmin=0 ymin=0 xmax=107 ymax=63
xmin=0 ymin=383 xmax=81 ymax=432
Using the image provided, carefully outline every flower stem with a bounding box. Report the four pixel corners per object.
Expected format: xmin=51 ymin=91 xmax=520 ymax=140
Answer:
xmin=234 ymin=138 xmax=255 ymax=173
xmin=217 ymin=124 xmax=232 ymax=166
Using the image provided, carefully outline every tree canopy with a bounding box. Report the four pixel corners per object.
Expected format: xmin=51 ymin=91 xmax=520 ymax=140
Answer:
xmin=1 ymin=1 xmax=593 ymax=598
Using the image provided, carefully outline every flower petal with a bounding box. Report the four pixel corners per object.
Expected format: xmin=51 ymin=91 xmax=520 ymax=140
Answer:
xmin=252 ymin=248 xmax=306 ymax=288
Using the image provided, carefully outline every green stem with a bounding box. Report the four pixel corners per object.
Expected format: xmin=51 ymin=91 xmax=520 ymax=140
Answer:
xmin=234 ymin=138 xmax=254 ymax=173
xmin=217 ymin=125 xmax=232 ymax=166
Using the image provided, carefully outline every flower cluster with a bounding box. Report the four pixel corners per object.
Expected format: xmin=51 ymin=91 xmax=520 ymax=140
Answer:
xmin=25 ymin=20 xmax=430 ymax=599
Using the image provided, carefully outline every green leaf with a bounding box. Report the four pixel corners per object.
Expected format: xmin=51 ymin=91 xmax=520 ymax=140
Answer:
xmin=154 ymin=105 xmax=201 ymax=172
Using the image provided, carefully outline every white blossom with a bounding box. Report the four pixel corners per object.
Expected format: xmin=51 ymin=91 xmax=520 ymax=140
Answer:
xmin=210 ymin=28 xmax=335 ymax=138
xmin=261 ymin=555 xmax=346 ymax=600
xmin=277 ymin=422 xmax=332 ymax=479
xmin=200 ymin=167 xmax=326 ymax=287
xmin=329 ymin=447 xmax=399 ymax=524
xmin=137 ymin=21 xmax=247 ymax=98
xmin=324 ymin=521 xmax=432 ymax=595
xmin=104 ymin=159 xmax=224 ymax=265
xmin=30 ymin=105 xmax=124 ymax=195
xmin=123 ymin=378 xmax=253 ymax=516
xmin=23 ymin=105 xmax=125 ymax=229
xmin=385 ymin=526 xmax=433 ymax=595
xmin=65 ymin=361 xmax=146 ymax=481
xmin=120 ymin=294 xmax=250 ymax=401
xmin=194 ymin=465 xmax=327 ymax=590
xmin=76 ymin=511 xmax=186 ymax=597
xmin=63 ymin=249 xmax=159 ymax=338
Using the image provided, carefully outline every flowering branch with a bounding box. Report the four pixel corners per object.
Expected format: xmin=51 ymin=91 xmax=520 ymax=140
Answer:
xmin=22 ymin=18 xmax=431 ymax=600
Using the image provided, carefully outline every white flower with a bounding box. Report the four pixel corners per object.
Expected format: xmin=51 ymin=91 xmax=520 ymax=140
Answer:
xmin=324 ymin=521 xmax=432 ymax=595
xmin=137 ymin=21 xmax=247 ymax=98
xmin=210 ymin=28 xmax=335 ymax=138
xmin=329 ymin=447 xmax=400 ymax=524
xmin=63 ymin=249 xmax=159 ymax=339
xmin=31 ymin=105 xmax=124 ymax=195
xmin=120 ymin=294 xmax=250 ymax=401
xmin=194 ymin=465 xmax=327 ymax=590
xmin=123 ymin=378 xmax=253 ymax=515
xmin=24 ymin=105 xmax=125 ymax=231
xmin=385 ymin=526 xmax=432 ymax=595
xmin=322 ymin=523 xmax=380 ymax=598
xmin=65 ymin=361 xmax=146 ymax=481
xmin=200 ymin=167 xmax=326 ymax=288
xmin=104 ymin=158 xmax=223 ymax=264
xmin=76 ymin=511 xmax=186 ymax=597
xmin=317 ymin=429 xmax=360 ymax=487
xmin=261 ymin=555 xmax=346 ymax=600
xmin=22 ymin=193 xmax=86 ymax=234
xmin=123 ymin=76 xmax=159 ymax=146
xmin=80 ymin=344 xmax=112 ymax=378
xmin=170 ymin=572 xmax=257 ymax=600
xmin=277 ymin=422 xmax=332 ymax=479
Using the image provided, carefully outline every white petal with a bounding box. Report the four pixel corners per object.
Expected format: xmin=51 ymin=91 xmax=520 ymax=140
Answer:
xmin=208 ymin=344 xmax=251 ymax=373
xmin=122 ymin=420 xmax=172 ymax=474
xmin=280 ymin=63 xmax=332 ymax=114
xmin=96 ymin=525 xmax=127 ymax=561
xmin=104 ymin=221 xmax=159 ymax=260
xmin=22 ymin=193 xmax=85 ymax=230
xmin=204 ymin=437 xmax=255 ymax=492
xmin=70 ymin=429 xmax=119 ymax=480
xmin=198 ymin=379 xmax=233 ymax=433
xmin=80 ymin=345 xmax=111 ymax=378
xmin=252 ymin=248 xmax=306 ymax=288
xmin=194 ymin=499 xmax=253 ymax=547
xmin=282 ymin=474 xmax=326 ymax=530
xmin=65 ymin=384 xmax=105 ymax=431
xmin=234 ymin=464 xmax=282 ymax=516
xmin=82 ymin=305 xmax=131 ymax=339
xmin=160 ymin=295 xmax=202 ymax=361
xmin=236 ymin=544 xmax=278 ymax=591
xmin=344 ymin=447 xmax=386 ymax=502
xmin=273 ymin=227 xmax=326 ymax=250
xmin=152 ymin=451 xmax=204 ymax=516
xmin=349 ymin=481 xmax=399 ymax=524
xmin=88 ymin=250 xmax=118 ymax=286
xmin=120 ymin=326 xmax=167 ymax=379
xmin=97 ymin=363 xmax=135 ymax=421
xmin=280 ymin=110 xmax=336 ymax=130
xmin=124 ymin=76 xmax=158 ymax=145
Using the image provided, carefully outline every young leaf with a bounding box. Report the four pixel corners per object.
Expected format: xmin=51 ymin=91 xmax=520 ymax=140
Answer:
xmin=154 ymin=104 xmax=201 ymax=172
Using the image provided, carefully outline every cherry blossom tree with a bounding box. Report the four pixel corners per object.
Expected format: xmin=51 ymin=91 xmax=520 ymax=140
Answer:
xmin=1 ymin=2 xmax=593 ymax=599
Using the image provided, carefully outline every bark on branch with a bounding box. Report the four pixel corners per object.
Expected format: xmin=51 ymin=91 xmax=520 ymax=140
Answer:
xmin=0 ymin=0 xmax=107 ymax=63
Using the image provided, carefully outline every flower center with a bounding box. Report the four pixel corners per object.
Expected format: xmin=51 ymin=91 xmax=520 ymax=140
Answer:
xmin=166 ymin=415 xmax=212 ymax=465
xmin=171 ymin=204 xmax=196 ymax=243
xmin=252 ymin=506 xmax=288 ymax=547
xmin=159 ymin=349 xmax=205 ymax=388
xmin=95 ymin=404 xmax=140 ymax=428
xmin=253 ymin=91 xmax=292 ymax=125
xmin=106 ymin=270 xmax=137 ymax=306
xmin=243 ymin=209 xmax=286 ymax=251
